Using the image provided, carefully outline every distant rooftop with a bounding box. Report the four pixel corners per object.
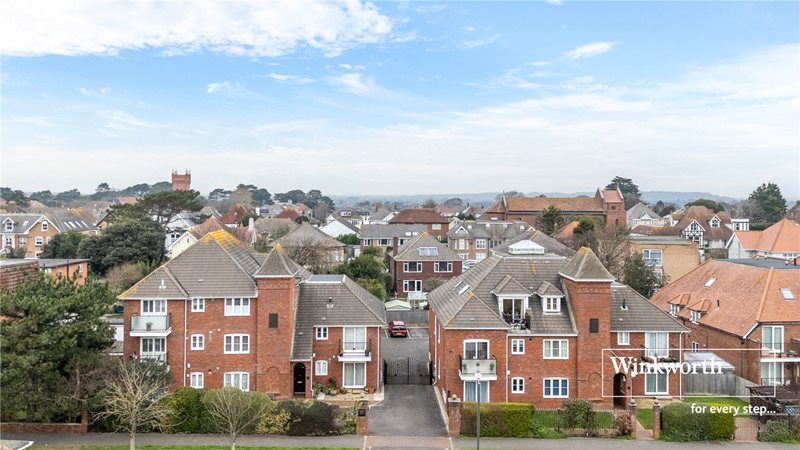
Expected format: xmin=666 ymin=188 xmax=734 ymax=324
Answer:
xmin=36 ymin=258 xmax=89 ymax=268
xmin=306 ymin=274 xmax=346 ymax=283
xmin=0 ymin=259 xmax=38 ymax=268
xmin=721 ymin=258 xmax=800 ymax=270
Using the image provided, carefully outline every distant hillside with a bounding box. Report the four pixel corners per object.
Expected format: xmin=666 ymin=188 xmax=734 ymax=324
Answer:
xmin=332 ymin=190 xmax=745 ymax=208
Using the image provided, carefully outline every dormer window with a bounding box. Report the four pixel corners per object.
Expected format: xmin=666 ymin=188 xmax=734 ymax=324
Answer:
xmin=499 ymin=297 xmax=528 ymax=323
xmin=670 ymin=304 xmax=680 ymax=316
xmin=542 ymin=297 xmax=561 ymax=314
xmin=3 ymin=220 xmax=12 ymax=232
xmin=709 ymin=216 xmax=721 ymax=228
xmin=690 ymin=310 xmax=701 ymax=322
xmin=41 ymin=221 xmax=49 ymax=232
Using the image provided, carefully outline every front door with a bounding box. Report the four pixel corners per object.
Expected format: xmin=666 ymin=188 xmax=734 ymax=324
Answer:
xmin=293 ymin=363 xmax=306 ymax=396
xmin=613 ymin=373 xmax=627 ymax=408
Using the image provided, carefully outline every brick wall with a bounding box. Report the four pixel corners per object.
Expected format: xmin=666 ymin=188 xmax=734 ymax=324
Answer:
xmin=0 ymin=422 xmax=87 ymax=434
xmin=391 ymin=259 xmax=462 ymax=298
xmin=310 ymin=326 xmax=382 ymax=392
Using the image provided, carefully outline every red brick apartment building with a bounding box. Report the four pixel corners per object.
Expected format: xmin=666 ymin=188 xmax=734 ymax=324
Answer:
xmin=120 ymin=231 xmax=386 ymax=397
xmin=485 ymin=188 xmax=625 ymax=230
xmin=428 ymin=242 xmax=687 ymax=407
xmin=447 ymin=220 xmax=530 ymax=263
xmin=650 ymin=259 xmax=800 ymax=390
xmin=389 ymin=208 xmax=450 ymax=240
xmin=390 ymin=233 xmax=463 ymax=298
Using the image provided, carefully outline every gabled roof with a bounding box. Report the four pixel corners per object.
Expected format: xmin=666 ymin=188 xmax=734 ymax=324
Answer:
xmin=626 ymin=202 xmax=661 ymax=221
xmin=0 ymin=214 xmax=46 ymax=233
xmin=492 ymin=275 xmax=532 ymax=296
xmin=220 ymin=203 xmax=253 ymax=225
xmin=733 ymin=219 xmax=800 ymax=253
xmin=359 ymin=224 xmax=426 ymax=239
xmin=275 ymin=208 xmax=300 ymax=221
xmin=292 ymin=275 xmax=387 ymax=360
xmin=321 ymin=218 xmax=359 ymax=235
xmin=610 ymin=283 xmax=687 ymax=332
xmin=120 ymin=230 xmax=265 ymax=299
xmin=558 ymin=247 xmax=615 ymax=281
xmin=650 ymin=260 xmax=800 ymax=338
xmin=492 ymin=228 xmax=576 ymax=257
xmin=368 ymin=207 xmax=392 ymax=221
xmin=446 ymin=220 xmax=529 ymax=240
xmin=276 ymin=223 xmax=345 ymax=248
xmin=253 ymin=217 xmax=298 ymax=236
xmin=254 ymin=245 xmax=304 ymax=278
xmin=188 ymin=216 xmax=252 ymax=244
xmin=394 ymin=232 xmax=462 ymax=262
xmin=553 ymin=220 xmax=580 ymax=241
xmin=389 ymin=208 xmax=449 ymax=225
xmin=486 ymin=195 xmax=604 ymax=214
xmin=536 ymin=280 xmax=564 ymax=297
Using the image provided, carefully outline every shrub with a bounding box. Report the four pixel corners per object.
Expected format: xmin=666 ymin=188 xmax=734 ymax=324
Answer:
xmin=337 ymin=406 xmax=357 ymax=435
xmin=562 ymin=399 xmax=597 ymax=432
xmin=460 ymin=402 xmax=535 ymax=437
xmin=660 ymin=402 xmax=734 ymax=442
xmin=256 ymin=403 xmax=291 ymax=435
xmin=759 ymin=420 xmax=796 ymax=443
xmin=614 ymin=411 xmax=634 ymax=437
xmin=161 ymin=387 xmax=213 ymax=433
xmin=278 ymin=400 xmax=340 ymax=436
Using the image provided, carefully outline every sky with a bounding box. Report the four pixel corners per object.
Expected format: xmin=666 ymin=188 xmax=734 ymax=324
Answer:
xmin=1 ymin=0 xmax=798 ymax=199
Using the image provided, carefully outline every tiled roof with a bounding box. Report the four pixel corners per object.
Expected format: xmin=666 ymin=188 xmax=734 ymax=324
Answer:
xmin=292 ymin=276 xmax=386 ymax=360
xmin=650 ymin=260 xmax=800 ymax=337
xmin=120 ymin=230 xmax=265 ymax=299
xmin=253 ymin=217 xmax=298 ymax=236
xmin=599 ymin=189 xmax=624 ymax=204
xmin=0 ymin=214 xmax=45 ymax=233
xmin=254 ymin=245 xmax=304 ymax=278
xmin=492 ymin=228 xmax=577 ymax=257
xmin=554 ymin=220 xmax=580 ymax=241
xmin=610 ymin=283 xmax=687 ymax=332
xmin=220 ymin=203 xmax=253 ymax=225
xmin=536 ymin=280 xmax=563 ymax=297
xmin=626 ymin=202 xmax=661 ymax=221
xmin=276 ymin=223 xmax=345 ymax=248
xmin=447 ymin=220 xmax=530 ymax=240
xmin=394 ymin=232 xmax=462 ymax=262
xmin=487 ymin=195 xmax=604 ymax=214
xmin=492 ymin=275 xmax=532 ymax=296
xmin=359 ymin=224 xmax=427 ymax=239
xmin=389 ymin=208 xmax=449 ymax=224
xmin=558 ymin=247 xmax=615 ymax=281
xmin=733 ymin=219 xmax=800 ymax=253
xmin=275 ymin=209 xmax=300 ymax=221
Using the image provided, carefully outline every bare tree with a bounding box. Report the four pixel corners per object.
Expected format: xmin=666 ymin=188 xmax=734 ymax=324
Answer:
xmin=588 ymin=226 xmax=630 ymax=279
xmin=64 ymin=354 xmax=115 ymax=424
xmin=203 ymin=388 xmax=272 ymax=450
xmin=284 ymin=237 xmax=334 ymax=273
xmin=95 ymin=360 xmax=173 ymax=450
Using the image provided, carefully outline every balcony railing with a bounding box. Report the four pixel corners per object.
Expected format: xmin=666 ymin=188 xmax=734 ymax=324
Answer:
xmin=759 ymin=342 xmax=800 ymax=359
xmin=641 ymin=348 xmax=681 ymax=362
xmin=502 ymin=313 xmax=531 ymax=331
xmin=339 ymin=339 xmax=372 ymax=357
xmin=459 ymin=355 xmax=497 ymax=377
xmin=130 ymin=314 xmax=172 ymax=336
xmin=140 ymin=352 xmax=167 ymax=363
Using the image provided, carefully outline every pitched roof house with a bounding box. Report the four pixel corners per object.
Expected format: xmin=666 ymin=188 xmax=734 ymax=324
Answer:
xmin=220 ymin=204 xmax=254 ymax=227
xmin=253 ymin=217 xmax=298 ymax=239
xmin=428 ymin=246 xmax=686 ymax=406
xmin=626 ymin=202 xmax=665 ymax=228
xmin=320 ymin=218 xmax=359 ymax=238
xmin=447 ymin=220 xmax=530 ymax=264
xmin=2 ymin=213 xmax=65 ymax=258
xmin=650 ymin=260 xmax=799 ymax=388
xmin=390 ymin=233 xmax=463 ymax=299
xmin=359 ymin=223 xmax=427 ymax=256
xmin=632 ymin=206 xmax=738 ymax=256
xmin=275 ymin=223 xmax=346 ymax=267
xmin=727 ymin=219 xmax=800 ymax=260
xmin=485 ymin=188 xmax=626 ymax=230
xmin=165 ymin=216 xmax=254 ymax=259
xmin=120 ymin=230 xmax=386 ymax=396
xmin=389 ymin=208 xmax=450 ymax=240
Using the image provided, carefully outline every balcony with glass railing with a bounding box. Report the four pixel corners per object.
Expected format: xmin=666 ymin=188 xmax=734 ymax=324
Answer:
xmin=338 ymin=338 xmax=372 ymax=361
xmin=459 ymin=355 xmax=497 ymax=381
xmin=140 ymin=352 xmax=167 ymax=363
xmin=130 ymin=314 xmax=172 ymax=337
xmin=759 ymin=341 xmax=800 ymax=361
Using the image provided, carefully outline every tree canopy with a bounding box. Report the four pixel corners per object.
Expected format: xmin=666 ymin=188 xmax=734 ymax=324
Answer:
xmin=78 ymin=220 xmax=164 ymax=274
xmin=40 ymin=231 xmax=87 ymax=259
xmin=539 ymin=205 xmax=562 ymax=235
xmin=622 ymin=252 xmax=665 ymax=298
xmin=606 ymin=176 xmax=641 ymax=209
xmin=748 ymin=182 xmax=786 ymax=228
xmin=685 ymin=198 xmax=725 ymax=213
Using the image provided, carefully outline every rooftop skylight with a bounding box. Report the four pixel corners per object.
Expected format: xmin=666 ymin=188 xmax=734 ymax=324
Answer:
xmin=780 ymin=288 xmax=795 ymax=300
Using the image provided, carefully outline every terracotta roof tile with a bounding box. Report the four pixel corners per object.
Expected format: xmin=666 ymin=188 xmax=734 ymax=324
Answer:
xmin=389 ymin=208 xmax=449 ymax=224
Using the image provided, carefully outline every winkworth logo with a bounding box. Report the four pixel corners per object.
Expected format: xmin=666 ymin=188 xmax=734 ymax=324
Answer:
xmin=610 ymin=356 xmax=725 ymax=377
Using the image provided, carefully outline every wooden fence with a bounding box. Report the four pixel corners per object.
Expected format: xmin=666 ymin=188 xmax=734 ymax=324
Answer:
xmin=684 ymin=372 xmax=754 ymax=397
xmin=386 ymin=310 xmax=429 ymax=324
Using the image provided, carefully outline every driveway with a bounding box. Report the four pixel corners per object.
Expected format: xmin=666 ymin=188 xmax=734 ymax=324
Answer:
xmin=382 ymin=327 xmax=429 ymax=361
xmin=369 ymin=385 xmax=448 ymax=437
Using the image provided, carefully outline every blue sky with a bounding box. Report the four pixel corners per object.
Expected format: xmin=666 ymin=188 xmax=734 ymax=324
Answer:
xmin=1 ymin=1 xmax=798 ymax=198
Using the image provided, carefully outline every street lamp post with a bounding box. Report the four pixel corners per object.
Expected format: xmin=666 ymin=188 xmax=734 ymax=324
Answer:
xmin=476 ymin=370 xmax=482 ymax=450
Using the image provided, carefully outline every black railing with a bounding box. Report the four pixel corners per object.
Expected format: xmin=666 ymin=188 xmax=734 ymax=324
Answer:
xmin=759 ymin=341 xmax=800 ymax=358
xmin=339 ymin=338 xmax=372 ymax=357
xmin=640 ymin=347 xmax=681 ymax=362
xmin=502 ymin=313 xmax=531 ymax=330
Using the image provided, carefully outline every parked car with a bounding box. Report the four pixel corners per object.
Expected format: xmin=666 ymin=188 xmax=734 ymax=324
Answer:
xmin=389 ymin=320 xmax=408 ymax=337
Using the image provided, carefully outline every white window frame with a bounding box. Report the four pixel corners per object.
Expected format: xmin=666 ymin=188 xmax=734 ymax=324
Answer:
xmin=431 ymin=223 xmax=442 ymax=230
xmin=543 ymin=339 xmax=568 ymax=359
xmin=642 ymin=248 xmax=663 ymax=267
xmin=343 ymin=327 xmax=367 ymax=351
xmin=342 ymin=362 xmax=366 ymax=388
xmin=224 ymin=298 xmax=250 ymax=316
xmin=141 ymin=299 xmax=166 ymax=316
xmin=434 ymin=261 xmax=453 ymax=273
xmin=190 ymin=334 xmax=204 ymax=350
xmin=511 ymin=377 xmax=525 ymax=394
xmin=617 ymin=332 xmax=630 ymax=346
xmin=690 ymin=310 xmax=700 ymax=322
xmin=403 ymin=262 xmax=422 ymax=273
xmin=645 ymin=372 xmax=668 ymax=395
xmin=34 ymin=236 xmax=43 ymax=246
xmin=41 ymin=221 xmax=48 ymax=232
xmin=464 ymin=339 xmax=489 ymax=360
xmin=543 ymin=296 xmax=561 ymax=314
xmin=190 ymin=372 xmax=204 ymax=389
xmin=403 ymin=279 xmax=422 ymax=293
xmin=511 ymin=339 xmax=525 ymax=355
xmin=315 ymin=360 xmax=328 ymax=376
xmin=224 ymin=334 xmax=250 ymax=354
xmin=378 ymin=238 xmax=390 ymax=246
xmin=475 ymin=239 xmax=487 ymax=250
xmin=316 ymin=326 xmax=328 ymax=340
xmin=669 ymin=304 xmax=679 ymax=316
xmin=762 ymin=326 xmax=784 ymax=353
xmin=645 ymin=332 xmax=669 ymax=358
xmin=543 ymin=378 xmax=569 ymax=398
xmin=691 ymin=341 xmax=700 ymax=352
xmin=760 ymin=361 xmax=784 ymax=385
xmin=191 ymin=298 xmax=205 ymax=312
xmin=224 ymin=372 xmax=249 ymax=391
xmin=3 ymin=221 xmax=12 ymax=232
xmin=463 ymin=380 xmax=490 ymax=402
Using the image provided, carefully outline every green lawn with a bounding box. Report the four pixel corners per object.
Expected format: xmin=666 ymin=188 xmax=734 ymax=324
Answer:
xmin=636 ymin=408 xmax=653 ymax=430
xmin=683 ymin=396 xmax=749 ymax=408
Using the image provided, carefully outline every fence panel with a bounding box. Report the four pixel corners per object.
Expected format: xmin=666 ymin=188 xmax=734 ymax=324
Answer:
xmin=684 ymin=372 xmax=754 ymax=397
xmin=386 ymin=310 xmax=429 ymax=324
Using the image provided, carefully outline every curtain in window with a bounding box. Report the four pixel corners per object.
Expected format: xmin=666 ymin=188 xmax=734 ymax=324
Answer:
xmin=464 ymin=381 xmax=489 ymax=401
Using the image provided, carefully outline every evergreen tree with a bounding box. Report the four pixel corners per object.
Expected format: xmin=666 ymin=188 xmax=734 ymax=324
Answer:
xmin=539 ymin=205 xmax=562 ymax=235
xmin=748 ymin=182 xmax=787 ymax=228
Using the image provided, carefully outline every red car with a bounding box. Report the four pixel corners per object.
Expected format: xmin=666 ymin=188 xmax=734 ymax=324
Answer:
xmin=389 ymin=321 xmax=409 ymax=337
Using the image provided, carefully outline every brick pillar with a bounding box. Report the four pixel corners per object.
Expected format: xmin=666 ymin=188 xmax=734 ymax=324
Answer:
xmin=447 ymin=395 xmax=462 ymax=437
xmin=652 ymin=399 xmax=661 ymax=440
xmin=356 ymin=400 xmax=368 ymax=435
xmin=628 ymin=398 xmax=637 ymax=439
xmin=79 ymin=399 xmax=89 ymax=434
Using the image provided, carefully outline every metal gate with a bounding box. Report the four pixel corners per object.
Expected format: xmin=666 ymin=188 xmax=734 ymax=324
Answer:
xmin=384 ymin=357 xmax=431 ymax=385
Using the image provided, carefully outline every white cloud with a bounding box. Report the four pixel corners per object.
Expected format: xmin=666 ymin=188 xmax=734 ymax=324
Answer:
xmin=545 ymin=0 xmax=564 ymax=5
xmin=463 ymin=26 xmax=476 ymax=33
xmin=415 ymin=4 xmax=448 ymax=14
xmin=562 ymin=42 xmax=616 ymax=60
xmin=79 ymin=86 xmax=111 ymax=98
xmin=96 ymin=110 xmax=161 ymax=129
xmin=459 ymin=35 xmax=500 ymax=49
xmin=267 ymin=73 xmax=315 ymax=84
xmin=0 ymin=0 xmax=393 ymax=57
xmin=328 ymin=73 xmax=396 ymax=99
xmin=206 ymin=81 xmax=239 ymax=94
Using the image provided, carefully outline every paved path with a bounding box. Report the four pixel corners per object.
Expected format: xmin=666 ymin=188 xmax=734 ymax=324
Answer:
xmin=0 ymin=432 xmax=364 ymax=448
xmin=368 ymin=385 xmax=448 ymax=437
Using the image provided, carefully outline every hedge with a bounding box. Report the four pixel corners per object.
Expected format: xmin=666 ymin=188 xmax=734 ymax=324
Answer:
xmin=461 ymin=402 xmax=535 ymax=437
xmin=660 ymin=402 xmax=734 ymax=441
xmin=161 ymin=387 xmax=213 ymax=433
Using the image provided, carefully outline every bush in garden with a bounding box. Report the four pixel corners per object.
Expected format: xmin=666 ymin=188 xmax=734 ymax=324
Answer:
xmin=660 ymin=402 xmax=734 ymax=442
xmin=561 ymin=399 xmax=597 ymax=432
xmin=758 ymin=420 xmax=796 ymax=443
xmin=278 ymin=400 xmax=340 ymax=436
xmin=706 ymin=410 xmax=735 ymax=440
xmin=460 ymin=402 xmax=535 ymax=437
xmin=161 ymin=387 xmax=213 ymax=433
xmin=256 ymin=403 xmax=291 ymax=435
xmin=614 ymin=411 xmax=634 ymax=437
